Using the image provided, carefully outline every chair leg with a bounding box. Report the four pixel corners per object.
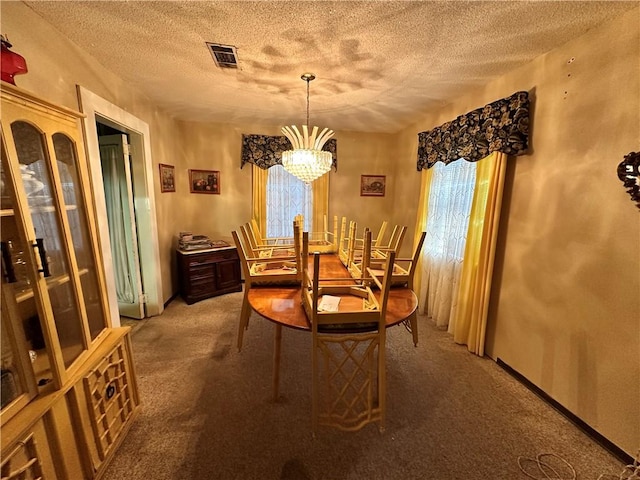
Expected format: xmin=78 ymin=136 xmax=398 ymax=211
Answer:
xmin=409 ymin=311 xmax=418 ymax=347
xmin=237 ymin=291 xmax=251 ymax=352
xmin=311 ymin=345 xmax=318 ymax=435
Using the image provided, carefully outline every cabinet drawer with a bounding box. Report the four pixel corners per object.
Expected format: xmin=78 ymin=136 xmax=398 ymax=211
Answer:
xmin=185 ymin=249 xmax=238 ymax=266
xmin=189 ymin=277 xmax=216 ymax=297
xmin=186 ymin=255 xmax=216 ymax=267
xmin=188 ymin=263 xmax=216 ymax=279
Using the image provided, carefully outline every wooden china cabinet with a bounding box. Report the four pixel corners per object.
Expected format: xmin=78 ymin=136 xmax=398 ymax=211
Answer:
xmin=0 ymin=82 xmax=140 ymax=479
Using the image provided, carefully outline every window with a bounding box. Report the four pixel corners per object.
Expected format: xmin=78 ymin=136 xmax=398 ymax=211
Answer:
xmin=266 ymin=165 xmax=312 ymax=238
xmin=424 ymin=160 xmax=476 ymax=263
xmin=419 ymin=159 xmax=476 ymax=329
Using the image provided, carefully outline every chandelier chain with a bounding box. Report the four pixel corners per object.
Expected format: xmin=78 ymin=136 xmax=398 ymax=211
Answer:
xmin=306 ymin=77 xmax=310 ymax=127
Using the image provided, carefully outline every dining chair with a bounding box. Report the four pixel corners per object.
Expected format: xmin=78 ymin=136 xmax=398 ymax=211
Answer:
xmin=368 ymin=231 xmax=426 ymax=346
xmin=231 ymin=224 xmax=302 ymax=352
xmin=251 ymin=218 xmax=297 ymax=246
xmin=327 ymin=215 xmax=339 ymax=251
xmin=244 ymin=219 xmax=297 ymax=256
xmin=371 ymin=225 xmax=407 ymax=260
xmin=372 ymin=221 xmax=389 ymax=248
xmin=337 ymin=218 xmax=352 ymax=267
xmin=345 ymin=220 xmax=391 ymax=280
xmin=369 ymin=231 xmax=426 ymax=289
xmin=241 ymin=223 xmax=296 ymax=258
xmin=301 ymin=232 xmax=396 ymax=433
xmin=339 ymin=220 xmax=388 ymax=268
xmin=340 ymin=220 xmax=360 ymax=268
xmin=296 ymin=214 xmax=339 ymax=254
xmin=346 ymin=228 xmax=372 ymax=281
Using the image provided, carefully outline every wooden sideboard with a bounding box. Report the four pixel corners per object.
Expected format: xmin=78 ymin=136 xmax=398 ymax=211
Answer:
xmin=177 ymin=247 xmax=242 ymax=304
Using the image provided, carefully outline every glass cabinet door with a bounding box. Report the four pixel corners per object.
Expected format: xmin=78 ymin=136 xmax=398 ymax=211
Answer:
xmin=52 ymin=133 xmax=106 ymax=340
xmin=1 ymin=138 xmax=49 ymax=412
xmin=10 ymin=120 xmax=86 ymax=369
xmin=1 ymin=84 xmax=111 ymax=425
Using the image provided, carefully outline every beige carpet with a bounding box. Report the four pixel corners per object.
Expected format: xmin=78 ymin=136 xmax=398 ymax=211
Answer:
xmin=104 ymin=290 xmax=625 ymax=480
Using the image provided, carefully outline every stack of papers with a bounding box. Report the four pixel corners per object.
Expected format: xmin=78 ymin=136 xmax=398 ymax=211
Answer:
xmin=318 ymin=295 xmax=341 ymax=312
xmin=178 ymin=234 xmax=229 ymax=251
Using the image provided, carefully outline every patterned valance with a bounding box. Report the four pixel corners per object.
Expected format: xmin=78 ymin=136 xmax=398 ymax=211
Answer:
xmin=241 ymin=134 xmax=338 ymax=170
xmin=417 ymin=91 xmax=530 ymax=170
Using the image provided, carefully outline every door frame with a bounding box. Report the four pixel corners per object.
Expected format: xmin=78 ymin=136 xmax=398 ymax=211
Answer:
xmin=77 ymin=86 xmax=163 ymax=324
xmin=99 ymin=134 xmax=145 ymax=319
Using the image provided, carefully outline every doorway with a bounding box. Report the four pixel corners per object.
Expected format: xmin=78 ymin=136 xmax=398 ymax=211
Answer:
xmin=77 ymin=86 xmax=164 ymax=326
xmin=97 ymin=128 xmax=145 ymax=319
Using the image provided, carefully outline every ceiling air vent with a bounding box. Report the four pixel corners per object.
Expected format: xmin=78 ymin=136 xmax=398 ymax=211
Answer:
xmin=206 ymin=42 xmax=238 ymax=69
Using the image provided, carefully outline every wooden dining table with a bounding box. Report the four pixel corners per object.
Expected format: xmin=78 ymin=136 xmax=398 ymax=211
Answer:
xmin=247 ymin=253 xmax=418 ymax=400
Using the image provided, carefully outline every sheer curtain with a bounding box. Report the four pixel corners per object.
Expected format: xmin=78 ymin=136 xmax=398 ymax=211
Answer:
xmin=265 ymin=165 xmax=312 ymax=237
xmin=100 ymin=144 xmax=136 ymax=304
xmin=418 ymin=159 xmax=476 ymax=331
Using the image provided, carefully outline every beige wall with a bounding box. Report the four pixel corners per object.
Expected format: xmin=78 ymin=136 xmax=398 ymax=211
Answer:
xmin=2 ymin=2 xmax=184 ymax=306
xmin=3 ymin=1 xmax=637 ymax=457
xmin=395 ymin=8 xmax=640 ymax=456
xmin=164 ymin=122 xmax=399 ymax=292
xmin=165 ymin=124 xmax=401 ymax=297
xmin=1 ymin=2 xmax=401 ymax=298
xmin=172 ymin=123 xmax=397 ymax=243
xmin=327 ymin=130 xmax=396 ymax=245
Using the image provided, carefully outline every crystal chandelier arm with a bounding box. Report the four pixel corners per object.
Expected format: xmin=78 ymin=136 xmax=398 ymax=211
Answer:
xmin=302 ymin=125 xmax=311 ymax=149
xmin=291 ymin=125 xmax=304 ymax=147
xmin=307 ymin=125 xmax=316 ymax=149
xmin=314 ymin=127 xmax=335 ymax=150
xmin=282 ymin=125 xmax=304 ymax=149
xmin=283 ymin=125 xmax=334 ymax=150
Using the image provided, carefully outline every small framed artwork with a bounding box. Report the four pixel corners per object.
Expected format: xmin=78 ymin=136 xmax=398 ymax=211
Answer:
xmin=360 ymin=175 xmax=386 ymax=197
xmin=189 ymin=169 xmax=220 ymax=194
xmin=159 ymin=163 xmax=175 ymax=193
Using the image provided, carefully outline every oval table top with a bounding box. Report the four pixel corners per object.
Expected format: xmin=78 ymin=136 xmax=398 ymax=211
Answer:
xmin=247 ymin=254 xmax=418 ymax=330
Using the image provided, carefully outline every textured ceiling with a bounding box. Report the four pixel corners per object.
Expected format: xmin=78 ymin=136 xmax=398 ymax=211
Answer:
xmin=23 ymin=1 xmax=636 ymax=133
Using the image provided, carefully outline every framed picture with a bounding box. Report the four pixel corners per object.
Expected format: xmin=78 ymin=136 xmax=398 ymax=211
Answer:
xmin=189 ymin=169 xmax=220 ymax=194
xmin=159 ymin=164 xmax=175 ymax=193
xmin=360 ymin=175 xmax=386 ymax=197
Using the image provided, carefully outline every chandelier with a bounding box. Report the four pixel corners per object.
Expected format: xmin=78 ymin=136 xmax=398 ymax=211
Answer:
xmin=281 ymin=73 xmax=334 ymax=184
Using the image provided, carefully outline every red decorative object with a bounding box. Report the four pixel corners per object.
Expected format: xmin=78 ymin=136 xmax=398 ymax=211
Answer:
xmin=1 ymin=35 xmax=28 ymax=85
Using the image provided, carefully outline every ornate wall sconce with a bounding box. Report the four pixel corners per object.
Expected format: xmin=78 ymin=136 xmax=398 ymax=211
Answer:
xmin=617 ymin=151 xmax=640 ymax=210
